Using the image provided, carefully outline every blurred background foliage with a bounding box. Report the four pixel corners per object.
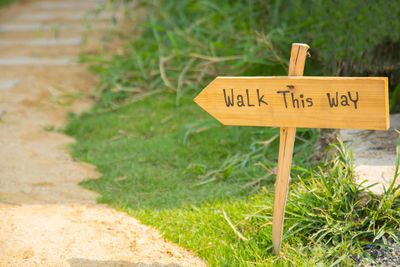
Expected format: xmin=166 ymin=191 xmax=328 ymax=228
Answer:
xmin=90 ymin=0 xmax=400 ymax=111
xmin=0 ymin=0 xmax=15 ymax=8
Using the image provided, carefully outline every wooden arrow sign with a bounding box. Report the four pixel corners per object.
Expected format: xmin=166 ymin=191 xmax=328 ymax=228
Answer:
xmin=193 ymin=43 xmax=389 ymax=256
xmin=194 ymin=76 xmax=389 ymax=130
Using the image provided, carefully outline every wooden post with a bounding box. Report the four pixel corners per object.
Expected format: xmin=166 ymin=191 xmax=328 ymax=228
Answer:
xmin=271 ymin=43 xmax=310 ymax=255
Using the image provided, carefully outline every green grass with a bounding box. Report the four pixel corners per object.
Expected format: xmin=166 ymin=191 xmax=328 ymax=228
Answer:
xmin=66 ymin=92 xmax=315 ymax=210
xmin=0 ymin=0 xmax=15 ymax=8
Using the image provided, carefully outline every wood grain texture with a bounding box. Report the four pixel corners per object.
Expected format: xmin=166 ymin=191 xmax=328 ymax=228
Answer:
xmin=194 ymin=76 xmax=389 ymax=130
xmin=272 ymin=43 xmax=308 ymax=255
xmin=272 ymin=126 xmax=296 ymax=254
xmin=288 ymin=43 xmax=309 ymax=76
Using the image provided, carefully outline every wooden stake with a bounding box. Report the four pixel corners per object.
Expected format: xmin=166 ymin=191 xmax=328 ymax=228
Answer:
xmin=272 ymin=43 xmax=310 ymax=255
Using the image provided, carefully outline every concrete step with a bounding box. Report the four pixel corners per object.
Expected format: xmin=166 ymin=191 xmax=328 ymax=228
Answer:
xmin=341 ymin=114 xmax=400 ymax=194
xmin=33 ymin=1 xmax=105 ymax=10
xmin=16 ymin=11 xmax=123 ymax=23
xmin=0 ymin=21 xmax=115 ymax=32
xmin=0 ymin=37 xmax=82 ymax=46
xmin=0 ymin=57 xmax=77 ymax=66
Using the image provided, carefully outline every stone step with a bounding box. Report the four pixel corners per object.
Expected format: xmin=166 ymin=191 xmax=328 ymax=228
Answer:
xmin=0 ymin=21 xmax=115 ymax=32
xmin=0 ymin=37 xmax=82 ymax=46
xmin=0 ymin=30 xmax=101 ymax=39
xmin=0 ymin=57 xmax=77 ymax=66
xmin=0 ymin=46 xmax=81 ymax=58
xmin=341 ymin=113 xmax=400 ymax=194
xmin=33 ymin=1 xmax=105 ymax=10
xmin=17 ymin=11 xmax=123 ymax=22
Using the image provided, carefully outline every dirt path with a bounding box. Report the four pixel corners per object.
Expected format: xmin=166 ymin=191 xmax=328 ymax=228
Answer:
xmin=0 ymin=1 xmax=205 ymax=266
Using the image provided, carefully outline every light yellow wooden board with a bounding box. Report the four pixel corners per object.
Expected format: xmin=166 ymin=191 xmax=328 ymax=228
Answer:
xmin=194 ymin=76 xmax=389 ymax=130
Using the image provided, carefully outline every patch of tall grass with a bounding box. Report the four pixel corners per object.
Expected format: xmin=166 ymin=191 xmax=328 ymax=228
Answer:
xmin=86 ymin=0 xmax=400 ymax=109
xmin=283 ymin=138 xmax=400 ymax=265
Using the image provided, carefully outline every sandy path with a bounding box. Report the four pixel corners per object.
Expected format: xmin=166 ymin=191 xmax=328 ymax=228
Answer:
xmin=0 ymin=1 xmax=205 ymax=266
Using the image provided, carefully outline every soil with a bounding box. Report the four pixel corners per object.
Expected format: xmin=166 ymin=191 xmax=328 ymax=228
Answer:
xmin=0 ymin=0 xmax=205 ymax=266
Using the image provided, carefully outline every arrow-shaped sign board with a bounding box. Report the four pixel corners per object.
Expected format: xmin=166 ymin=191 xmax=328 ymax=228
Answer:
xmin=193 ymin=43 xmax=389 ymax=256
xmin=195 ymin=76 xmax=389 ymax=130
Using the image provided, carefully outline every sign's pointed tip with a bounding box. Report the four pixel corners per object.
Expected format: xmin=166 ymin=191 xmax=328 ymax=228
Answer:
xmin=193 ymin=94 xmax=199 ymax=103
xmin=193 ymin=90 xmax=208 ymax=113
xmin=193 ymin=93 xmax=203 ymax=106
xmin=194 ymin=78 xmax=218 ymax=107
